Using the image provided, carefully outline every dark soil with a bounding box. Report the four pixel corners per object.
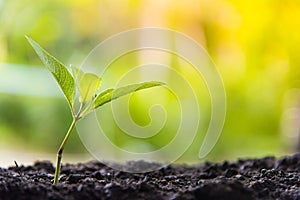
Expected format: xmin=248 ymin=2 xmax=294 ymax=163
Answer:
xmin=0 ymin=153 xmax=299 ymax=200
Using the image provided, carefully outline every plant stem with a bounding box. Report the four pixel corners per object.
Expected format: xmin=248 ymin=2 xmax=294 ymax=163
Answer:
xmin=53 ymin=118 xmax=77 ymax=184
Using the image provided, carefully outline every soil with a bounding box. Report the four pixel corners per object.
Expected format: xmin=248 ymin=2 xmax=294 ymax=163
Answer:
xmin=0 ymin=153 xmax=299 ymax=200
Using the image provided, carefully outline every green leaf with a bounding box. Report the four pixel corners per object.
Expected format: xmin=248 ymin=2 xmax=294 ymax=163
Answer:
xmin=71 ymin=65 xmax=83 ymax=79
xmin=93 ymin=81 xmax=165 ymax=109
xmin=93 ymin=88 xmax=114 ymax=108
xmin=78 ymin=72 xmax=102 ymax=103
xmin=26 ymin=36 xmax=75 ymax=109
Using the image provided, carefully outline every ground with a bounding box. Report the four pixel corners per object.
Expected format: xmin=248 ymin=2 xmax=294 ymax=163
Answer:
xmin=0 ymin=153 xmax=299 ymax=200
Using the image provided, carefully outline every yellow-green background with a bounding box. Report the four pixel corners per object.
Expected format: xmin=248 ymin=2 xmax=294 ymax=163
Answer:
xmin=0 ymin=0 xmax=299 ymax=164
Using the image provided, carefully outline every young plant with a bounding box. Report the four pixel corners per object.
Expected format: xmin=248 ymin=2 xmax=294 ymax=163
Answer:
xmin=26 ymin=36 xmax=164 ymax=184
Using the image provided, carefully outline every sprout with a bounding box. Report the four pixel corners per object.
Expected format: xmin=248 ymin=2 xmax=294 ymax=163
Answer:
xmin=26 ymin=36 xmax=164 ymax=184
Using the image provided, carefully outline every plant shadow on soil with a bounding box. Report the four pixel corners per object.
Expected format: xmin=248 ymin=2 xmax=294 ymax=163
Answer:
xmin=0 ymin=153 xmax=299 ymax=200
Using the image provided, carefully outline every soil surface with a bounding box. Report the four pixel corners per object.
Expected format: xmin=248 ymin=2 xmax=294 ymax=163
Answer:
xmin=0 ymin=153 xmax=299 ymax=200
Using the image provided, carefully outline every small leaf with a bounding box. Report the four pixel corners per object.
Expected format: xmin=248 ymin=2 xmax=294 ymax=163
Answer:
xmin=93 ymin=88 xmax=114 ymax=108
xmin=79 ymin=72 xmax=102 ymax=103
xmin=70 ymin=65 xmax=83 ymax=79
xmin=93 ymin=81 xmax=164 ymax=109
xmin=26 ymin=36 xmax=75 ymax=109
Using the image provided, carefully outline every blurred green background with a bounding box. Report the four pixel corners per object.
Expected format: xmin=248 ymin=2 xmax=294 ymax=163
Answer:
xmin=0 ymin=0 xmax=300 ymax=166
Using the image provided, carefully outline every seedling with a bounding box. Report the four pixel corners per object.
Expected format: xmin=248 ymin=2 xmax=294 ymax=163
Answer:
xmin=26 ymin=36 xmax=164 ymax=184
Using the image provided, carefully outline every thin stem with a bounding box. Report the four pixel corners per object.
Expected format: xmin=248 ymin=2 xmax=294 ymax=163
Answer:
xmin=53 ymin=118 xmax=77 ymax=184
xmin=76 ymin=102 xmax=84 ymax=117
xmin=75 ymin=101 xmax=93 ymax=120
xmin=78 ymin=104 xmax=93 ymax=119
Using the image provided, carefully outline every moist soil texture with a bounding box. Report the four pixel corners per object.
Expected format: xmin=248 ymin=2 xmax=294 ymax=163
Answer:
xmin=0 ymin=153 xmax=299 ymax=200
